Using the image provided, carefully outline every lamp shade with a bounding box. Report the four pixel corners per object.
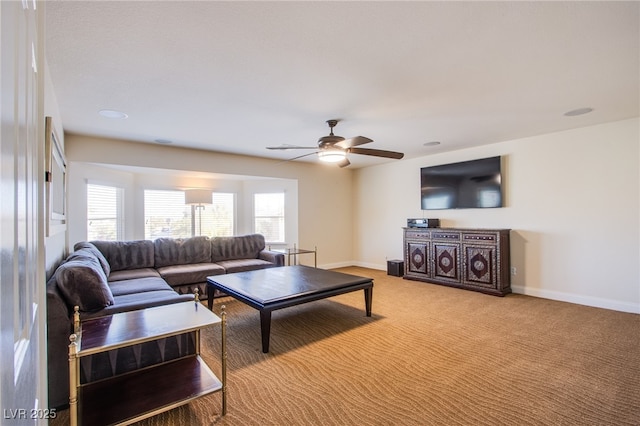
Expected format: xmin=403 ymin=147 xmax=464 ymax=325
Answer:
xmin=184 ymin=189 xmax=212 ymax=205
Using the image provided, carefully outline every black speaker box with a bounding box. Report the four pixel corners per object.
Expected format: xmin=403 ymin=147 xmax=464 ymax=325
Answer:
xmin=387 ymin=260 xmax=404 ymax=277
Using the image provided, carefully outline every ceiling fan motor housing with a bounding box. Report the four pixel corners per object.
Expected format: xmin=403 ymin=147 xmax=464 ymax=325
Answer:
xmin=318 ymin=119 xmax=345 ymax=149
xmin=318 ymin=135 xmax=345 ymax=149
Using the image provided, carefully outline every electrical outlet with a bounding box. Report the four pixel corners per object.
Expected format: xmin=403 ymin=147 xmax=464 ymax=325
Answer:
xmin=511 ymin=267 xmax=517 ymax=276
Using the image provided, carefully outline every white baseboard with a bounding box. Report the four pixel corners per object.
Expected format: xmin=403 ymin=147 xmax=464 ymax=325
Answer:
xmin=511 ymin=285 xmax=640 ymax=314
xmin=317 ymin=261 xmax=386 ymax=271
xmin=318 ymin=261 xmax=364 ymax=270
xmin=351 ymin=261 xmax=387 ymax=271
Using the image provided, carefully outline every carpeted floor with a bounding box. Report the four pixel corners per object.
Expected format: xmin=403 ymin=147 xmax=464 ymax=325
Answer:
xmin=52 ymin=267 xmax=640 ymax=425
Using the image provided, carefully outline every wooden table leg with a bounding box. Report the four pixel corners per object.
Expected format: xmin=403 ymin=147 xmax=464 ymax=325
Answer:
xmin=364 ymin=285 xmax=373 ymax=317
xmin=207 ymin=283 xmax=215 ymax=310
xmin=259 ymin=309 xmax=272 ymax=353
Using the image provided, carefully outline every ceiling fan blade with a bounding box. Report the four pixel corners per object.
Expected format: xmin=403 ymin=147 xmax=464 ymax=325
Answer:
xmin=285 ymin=152 xmax=319 ymax=161
xmin=267 ymin=144 xmax=317 ymax=150
xmin=349 ymin=147 xmax=404 ymax=159
xmin=335 ymin=136 xmax=373 ymax=149
xmin=337 ymin=158 xmax=351 ymax=168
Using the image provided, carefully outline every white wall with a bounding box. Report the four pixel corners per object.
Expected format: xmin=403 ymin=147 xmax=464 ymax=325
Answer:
xmin=353 ymin=118 xmax=640 ymax=313
xmin=43 ymin=64 xmax=67 ymax=276
xmin=65 ymin=135 xmax=353 ymax=267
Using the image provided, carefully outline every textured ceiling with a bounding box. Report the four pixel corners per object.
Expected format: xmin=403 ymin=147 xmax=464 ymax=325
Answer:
xmin=45 ymin=1 xmax=639 ymax=168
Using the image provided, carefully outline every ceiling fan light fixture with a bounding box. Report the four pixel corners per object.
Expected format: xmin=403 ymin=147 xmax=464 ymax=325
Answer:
xmin=318 ymin=149 xmax=346 ymax=163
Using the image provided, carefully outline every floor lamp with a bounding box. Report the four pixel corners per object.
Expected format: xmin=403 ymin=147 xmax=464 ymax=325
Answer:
xmin=185 ymin=189 xmax=211 ymax=236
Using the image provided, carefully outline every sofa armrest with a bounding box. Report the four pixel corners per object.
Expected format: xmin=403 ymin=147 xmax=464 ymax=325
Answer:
xmin=46 ymin=277 xmax=73 ymax=408
xmin=259 ymin=250 xmax=285 ymax=267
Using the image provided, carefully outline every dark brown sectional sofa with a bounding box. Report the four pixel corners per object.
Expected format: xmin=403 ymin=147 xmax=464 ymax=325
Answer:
xmin=46 ymin=233 xmax=284 ymax=408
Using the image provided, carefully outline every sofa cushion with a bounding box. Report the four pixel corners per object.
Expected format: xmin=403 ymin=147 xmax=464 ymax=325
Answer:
xmin=108 ymin=268 xmax=160 ymax=282
xmin=108 ymin=277 xmax=173 ymax=297
xmin=216 ymin=258 xmax=278 ymax=274
xmin=91 ymin=239 xmax=155 ymax=271
xmin=73 ymin=241 xmax=111 ymax=276
xmin=157 ymin=262 xmax=225 ymax=286
xmin=211 ymin=234 xmax=265 ymax=262
xmin=154 ymin=236 xmax=211 ymax=268
xmin=55 ymin=255 xmax=114 ymax=312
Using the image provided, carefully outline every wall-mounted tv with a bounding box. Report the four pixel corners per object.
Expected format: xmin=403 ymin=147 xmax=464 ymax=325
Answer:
xmin=421 ymin=156 xmax=503 ymax=210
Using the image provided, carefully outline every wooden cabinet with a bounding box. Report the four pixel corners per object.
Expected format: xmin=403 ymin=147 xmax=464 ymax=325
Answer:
xmin=403 ymin=228 xmax=511 ymax=296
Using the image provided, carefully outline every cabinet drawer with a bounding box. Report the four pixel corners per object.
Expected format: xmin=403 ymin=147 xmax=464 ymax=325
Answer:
xmin=405 ymin=230 xmax=431 ymax=239
xmin=431 ymin=231 xmax=461 ymax=241
xmin=462 ymin=233 xmax=497 ymax=243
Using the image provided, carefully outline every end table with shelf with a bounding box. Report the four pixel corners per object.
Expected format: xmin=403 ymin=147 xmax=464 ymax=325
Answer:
xmin=270 ymin=244 xmax=317 ymax=267
xmin=68 ymin=301 xmax=227 ymax=426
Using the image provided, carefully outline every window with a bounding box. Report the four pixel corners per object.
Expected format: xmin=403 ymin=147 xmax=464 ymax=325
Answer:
xmin=87 ymin=184 xmax=124 ymax=240
xmin=254 ymin=192 xmax=285 ymax=243
xmin=144 ymin=190 xmax=191 ymax=239
xmin=144 ymin=190 xmax=236 ymax=239
xmin=209 ymin=193 xmax=235 ymax=237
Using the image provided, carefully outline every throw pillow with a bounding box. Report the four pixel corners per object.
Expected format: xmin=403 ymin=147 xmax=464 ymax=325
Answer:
xmin=55 ymin=254 xmax=114 ymax=312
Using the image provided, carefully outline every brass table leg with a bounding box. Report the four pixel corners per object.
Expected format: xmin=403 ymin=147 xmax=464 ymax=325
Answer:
xmin=221 ymin=305 xmax=227 ymax=416
xmin=68 ymin=334 xmax=79 ymax=426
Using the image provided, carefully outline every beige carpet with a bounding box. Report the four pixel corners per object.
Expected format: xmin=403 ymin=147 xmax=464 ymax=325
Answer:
xmin=52 ymin=267 xmax=640 ymax=425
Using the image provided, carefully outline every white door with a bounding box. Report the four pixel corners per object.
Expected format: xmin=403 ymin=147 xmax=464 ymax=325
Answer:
xmin=0 ymin=0 xmax=48 ymax=423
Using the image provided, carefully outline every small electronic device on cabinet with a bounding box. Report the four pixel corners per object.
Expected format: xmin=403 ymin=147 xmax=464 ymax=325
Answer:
xmin=407 ymin=218 xmax=440 ymax=228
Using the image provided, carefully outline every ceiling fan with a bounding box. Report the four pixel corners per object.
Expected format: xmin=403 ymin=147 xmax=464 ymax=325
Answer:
xmin=266 ymin=119 xmax=404 ymax=168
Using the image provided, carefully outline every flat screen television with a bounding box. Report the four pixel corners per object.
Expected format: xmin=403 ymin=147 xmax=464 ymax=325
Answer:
xmin=421 ymin=156 xmax=503 ymax=210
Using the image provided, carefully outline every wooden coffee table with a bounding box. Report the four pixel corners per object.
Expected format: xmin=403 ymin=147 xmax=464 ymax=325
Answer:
xmin=207 ymin=266 xmax=373 ymax=353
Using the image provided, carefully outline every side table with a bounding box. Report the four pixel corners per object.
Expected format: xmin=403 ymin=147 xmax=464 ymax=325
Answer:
xmin=271 ymin=244 xmax=317 ymax=267
xmin=68 ymin=301 xmax=227 ymax=426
